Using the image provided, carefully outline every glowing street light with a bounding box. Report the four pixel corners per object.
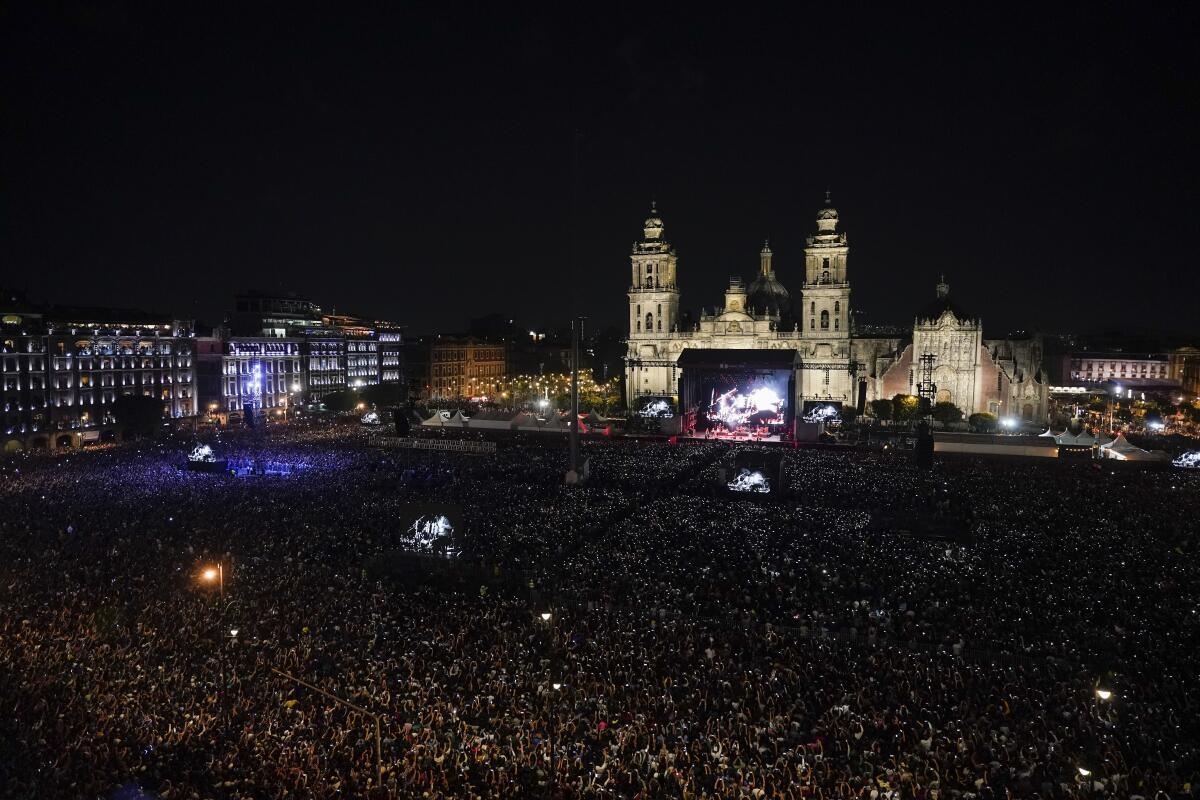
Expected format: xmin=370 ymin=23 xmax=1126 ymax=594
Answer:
xmin=200 ymin=562 xmax=224 ymax=597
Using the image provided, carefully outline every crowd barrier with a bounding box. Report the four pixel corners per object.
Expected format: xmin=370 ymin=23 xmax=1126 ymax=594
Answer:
xmin=376 ymin=437 xmax=497 ymax=454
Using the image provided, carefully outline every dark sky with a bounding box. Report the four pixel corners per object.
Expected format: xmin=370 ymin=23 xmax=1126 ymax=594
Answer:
xmin=3 ymin=4 xmax=1198 ymax=336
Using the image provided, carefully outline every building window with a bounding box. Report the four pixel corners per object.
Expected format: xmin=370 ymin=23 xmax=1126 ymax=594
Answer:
xmin=646 ymin=313 xmax=653 ymax=332
xmin=810 ymin=318 xmax=815 ymax=330
xmin=820 ymin=310 xmax=829 ymax=329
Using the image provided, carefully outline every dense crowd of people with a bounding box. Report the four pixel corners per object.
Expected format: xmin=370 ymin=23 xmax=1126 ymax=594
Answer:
xmin=1 ymin=423 xmax=1197 ymax=799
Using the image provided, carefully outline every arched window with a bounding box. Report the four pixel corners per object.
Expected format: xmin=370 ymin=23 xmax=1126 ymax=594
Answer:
xmin=820 ymin=310 xmax=829 ymax=329
xmin=810 ymin=301 xmax=815 ymax=314
xmin=646 ymin=312 xmax=654 ymax=332
xmin=834 ymin=301 xmax=840 ymax=314
xmin=636 ymin=318 xmax=641 ymax=333
xmin=834 ymin=318 xmax=839 ymax=330
xmin=810 ymin=318 xmax=815 ymax=330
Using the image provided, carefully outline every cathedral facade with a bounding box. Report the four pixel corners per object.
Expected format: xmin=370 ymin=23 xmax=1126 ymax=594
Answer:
xmin=624 ymin=198 xmax=1048 ymax=422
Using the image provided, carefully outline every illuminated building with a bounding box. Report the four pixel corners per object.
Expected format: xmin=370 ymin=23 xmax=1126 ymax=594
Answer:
xmin=3 ymin=291 xmax=197 ymax=451
xmin=430 ymin=336 xmax=506 ymax=400
xmin=1064 ymin=352 xmax=1171 ymax=384
xmin=222 ymin=294 xmax=404 ymax=403
xmin=1170 ymin=346 xmax=1200 ymax=397
xmin=625 ymin=198 xmax=1049 ymax=420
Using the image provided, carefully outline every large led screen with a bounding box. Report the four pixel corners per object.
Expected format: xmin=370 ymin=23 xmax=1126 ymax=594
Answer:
xmin=699 ymin=373 xmax=789 ymax=431
xmin=398 ymin=503 xmax=463 ymax=558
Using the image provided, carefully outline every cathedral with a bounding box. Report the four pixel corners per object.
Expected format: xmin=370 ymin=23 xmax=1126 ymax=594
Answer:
xmin=624 ymin=197 xmax=1049 ymax=422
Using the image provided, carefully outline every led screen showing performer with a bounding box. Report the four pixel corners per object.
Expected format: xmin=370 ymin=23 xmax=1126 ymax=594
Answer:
xmin=701 ymin=374 xmax=789 ymax=431
xmin=636 ymin=397 xmax=675 ymax=418
xmin=398 ymin=503 xmax=464 ymax=558
xmin=188 ymin=444 xmax=216 ymax=463
xmin=1174 ymin=451 xmax=1200 ymax=469
xmin=802 ymin=402 xmax=842 ymax=425
xmin=727 ymin=467 xmax=771 ymax=493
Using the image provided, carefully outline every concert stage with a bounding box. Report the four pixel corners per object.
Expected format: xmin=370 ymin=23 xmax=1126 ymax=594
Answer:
xmin=675 ymin=348 xmax=799 ymax=440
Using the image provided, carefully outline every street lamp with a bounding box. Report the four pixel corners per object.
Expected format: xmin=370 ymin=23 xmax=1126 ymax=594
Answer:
xmin=201 ymin=563 xmax=224 ymax=598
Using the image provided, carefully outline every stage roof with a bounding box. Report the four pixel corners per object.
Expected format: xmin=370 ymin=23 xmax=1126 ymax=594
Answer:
xmin=676 ymin=348 xmax=800 ymax=370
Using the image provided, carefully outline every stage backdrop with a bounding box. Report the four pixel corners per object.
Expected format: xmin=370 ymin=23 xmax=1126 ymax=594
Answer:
xmin=677 ymin=349 xmax=799 ymax=434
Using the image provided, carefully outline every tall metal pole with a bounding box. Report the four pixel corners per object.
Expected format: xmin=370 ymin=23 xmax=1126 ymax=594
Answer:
xmin=567 ymin=128 xmax=582 ymax=481
xmin=569 ymin=316 xmax=581 ymax=477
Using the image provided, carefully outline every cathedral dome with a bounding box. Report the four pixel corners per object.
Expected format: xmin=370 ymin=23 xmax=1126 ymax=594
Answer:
xmin=747 ymin=272 xmax=791 ymax=317
xmin=815 ymin=192 xmax=839 ymax=233
xmin=643 ymin=202 xmax=664 ymax=240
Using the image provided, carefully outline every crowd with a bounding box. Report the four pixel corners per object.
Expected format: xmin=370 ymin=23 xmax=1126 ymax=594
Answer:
xmin=0 ymin=425 xmax=1197 ymax=799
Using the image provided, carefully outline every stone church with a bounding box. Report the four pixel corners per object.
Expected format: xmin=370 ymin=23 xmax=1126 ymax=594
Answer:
xmin=624 ymin=197 xmax=1048 ymax=421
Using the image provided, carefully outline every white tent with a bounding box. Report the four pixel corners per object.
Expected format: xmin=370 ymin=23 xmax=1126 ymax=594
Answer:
xmin=515 ymin=413 xmax=546 ymax=432
xmin=1073 ymin=430 xmax=1098 ymax=446
xmin=541 ymin=413 xmax=569 ymax=431
xmin=420 ymin=410 xmax=449 ymax=427
xmin=1099 ymin=433 xmax=1163 ymax=461
xmin=1038 ymin=428 xmax=1059 ymax=438
xmin=469 ymin=410 xmax=520 ymax=430
xmin=444 ymin=410 xmax=470 ymax=428
xmin=1055 ymin=430 xmax=1080 ymax=445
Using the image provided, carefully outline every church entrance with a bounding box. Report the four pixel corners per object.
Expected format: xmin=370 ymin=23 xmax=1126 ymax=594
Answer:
xmin=936 ymin=389 xmax=952 ymax=404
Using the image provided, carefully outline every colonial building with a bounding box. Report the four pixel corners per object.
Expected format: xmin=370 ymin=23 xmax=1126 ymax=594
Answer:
xmin=429 ymin=336 xmax=506 ymax=400
xmin=624 ymin=198 xmax=1049 ymax=421
xmin=3 ymin=292 xmax=197 ymax=451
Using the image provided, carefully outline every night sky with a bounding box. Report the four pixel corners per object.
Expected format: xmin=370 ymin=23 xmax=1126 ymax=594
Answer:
xmin=4 ymin=5 xmax=1198 ymax=336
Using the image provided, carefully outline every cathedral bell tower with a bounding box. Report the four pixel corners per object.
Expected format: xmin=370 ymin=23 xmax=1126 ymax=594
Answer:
xmin=626 ymin=202 xmax=681 ymax=408
xmin=802 ymin=192 xmax=851 ymax=340
xmin=799 ymin=192 xmax=854 ymax=404
xmin=627 ymin=202 xmax=680 ymax=337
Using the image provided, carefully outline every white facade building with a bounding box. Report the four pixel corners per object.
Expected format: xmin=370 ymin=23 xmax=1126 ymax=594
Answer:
xmin=624 ymin=198 xmax=1049 ymax=421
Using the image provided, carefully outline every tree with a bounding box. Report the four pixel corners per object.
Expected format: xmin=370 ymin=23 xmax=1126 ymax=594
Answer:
xmin=931 ymin=401 xmax=964 ymax=428
xmin=892 ymin=394 xmax=922 ymax=422
xmin=113 ymin=393 xmax=163 ymax=439
xmin=869 ymin=398 xmax=893 ymax=421
xmin=968 ymin=411 xmax=999 ymax=433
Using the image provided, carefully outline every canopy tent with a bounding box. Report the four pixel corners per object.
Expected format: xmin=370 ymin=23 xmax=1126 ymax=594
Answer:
xmin=540 ymin=413 xmax=569 ymax=431
xmin=584 ymin=409 xmax=610 ymax=425
xmin=444 ymin=410 xmax=470 ymax=427
xmin=1038 ymin=428 xmax=1060 ymax=438
xmin=420 ymin=411 xmax=449 ymax=427
xmin=469 ymin=410 xmax=521 ymax=430
xmin=1099 ymin=433 xmax=1164 ymax=461
xmin=510 ymin=412 xmax=541 ymax=430
xmin=1073 ymin=430 xmax=1098 ymax=446
xmin=1054 ymin=430 xmax=1081 ymax=445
